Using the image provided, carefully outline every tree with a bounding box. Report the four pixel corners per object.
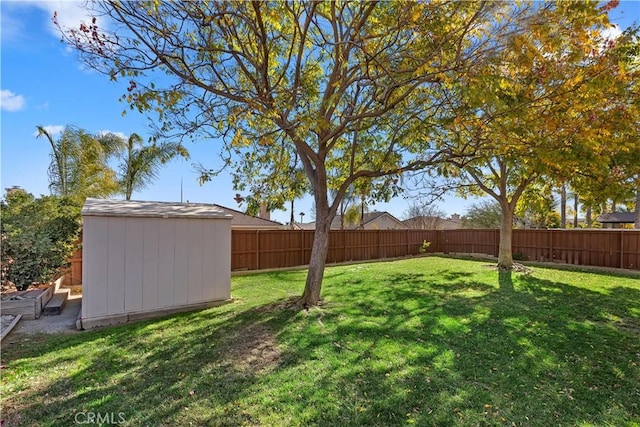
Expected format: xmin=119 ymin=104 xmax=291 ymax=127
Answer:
xmin=403 ymin=202 xmax=447 ymax=230
xmin=568 ymin=24 xmax=640 ymax=226
xmin=515 ymin=185 xmax=560 ymax=229
xmin=111 ymin=132 xmax=188 ymax=200
xmin=1 ymin=190 xmax=81 ymax=290
xmin=560 ymin=184 xmax=568 ymax=228
xmin=431 ymin=2 xmax=636 ymax=268
xmin=463 ymin=200 xmax=502 ymax=229
xmin=331 ymin=186 xmax=357 ymax=230
xmin=58 ymin=1 xmax=514 ymax=306
xmin=36 ymin=125 xmax=120 ymax=203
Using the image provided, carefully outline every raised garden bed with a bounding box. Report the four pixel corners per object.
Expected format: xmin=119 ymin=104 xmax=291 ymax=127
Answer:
xmin=0 ymin=277 xmax=62 ymax=320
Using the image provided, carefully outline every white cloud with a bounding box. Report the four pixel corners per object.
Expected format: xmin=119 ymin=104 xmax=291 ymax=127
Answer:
xmin=32 ymin=1 xmax=109 ymax=38
xmin=601 ymin=24 xmax=622 ymax=41
xmin=33 ymin=125 xmax=64 ymax=137
xmin=97 ymin=130 xmax=128 ymax=140
xmin=0 ymin=90 xmax=26 ymax=112
xmin=1 ymin=1 xmax=110 ymax=42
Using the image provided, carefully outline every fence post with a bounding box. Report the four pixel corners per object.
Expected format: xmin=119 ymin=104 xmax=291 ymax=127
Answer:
xmin=301 ymin=229 xmax=306 ymax=265
xmin=255 ymin=230 xmax=260 ymax=270
xmin=377 ymin=229 xmax=381 ymax=259
xmin=620 ymin=231 xmax=624 ymax=269
xmin=343 ymin=229 xmax=347 ymax=262
xmin=406 ymin=229 xmax=410 ymax=256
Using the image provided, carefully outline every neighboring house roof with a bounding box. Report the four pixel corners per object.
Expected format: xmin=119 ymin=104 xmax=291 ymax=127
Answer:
xmin=211 ymin=204 xmax=284 ymax=229
xmin=293 ymin=222 xmax=317 ymax=230
xmin=596 ymin=212 xmax=636 ymax=224
xmin=402 ymin=215 xmax=464 ymax=230
xmin=296 ymin=211 xmax=406 ymax=230
xmin=332 ymin=211 xmax=407 ymax=230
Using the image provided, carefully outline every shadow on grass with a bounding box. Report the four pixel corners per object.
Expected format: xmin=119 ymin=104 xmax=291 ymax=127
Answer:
xmin=2 ymin=266 xmax=639 ymax=426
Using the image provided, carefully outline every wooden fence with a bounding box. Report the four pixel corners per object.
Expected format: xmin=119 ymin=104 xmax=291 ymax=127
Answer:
xmin=439 ymin=229 xmax=640 ymax=270
xmin=231 ymin=229 xmax=439 ymax=271
xmin=64 ymin=228 xmax=640 ymax=285
xmin=63 ymin=249 xmax=83 ymax=286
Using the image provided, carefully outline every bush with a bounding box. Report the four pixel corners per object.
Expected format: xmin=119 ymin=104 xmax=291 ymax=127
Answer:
xmin=418 ymin=240 xmax=431 ymax=255
xmin=1 ymin=190 xmax=81 ymax=291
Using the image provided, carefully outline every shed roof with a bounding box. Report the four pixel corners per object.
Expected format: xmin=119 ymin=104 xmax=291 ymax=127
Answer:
xmin=596 ymin=212 xmax=636 ymax=224
xmin=82 ymin=198 xmax=233 ymax=219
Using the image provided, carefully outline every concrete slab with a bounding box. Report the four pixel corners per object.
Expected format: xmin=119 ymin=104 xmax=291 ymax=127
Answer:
xmin=5 ymin=295 xmax=82 ymax=337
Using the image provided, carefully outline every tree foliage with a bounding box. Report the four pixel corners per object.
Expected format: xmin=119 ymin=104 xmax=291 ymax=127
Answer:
xmin=429 ymin=2 xmax=637 ymax=268
xmin=463 ymin=200 xmax=502 ymax=229
xmin=111 ymin=133 xmax=188 ymax=200
xmin=58 ymin=1 xmax=519 ymax=305
xmin=1 ymin=190 xmax=81 ymax=291
xmin=515 ymin=184 xmax=560 ymax=229
xmin=36 ymin=125 xmax=120 ymax=203
xmin=403 ymin=202 xmax=447 ymax=230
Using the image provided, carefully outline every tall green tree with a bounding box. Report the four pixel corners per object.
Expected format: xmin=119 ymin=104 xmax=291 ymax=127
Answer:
xmin=1 ymin=189 xmax=81 ymax=290
xmin=431 ymin=2 xmax=636 ymax=268
xmin=58 ymin=1 xmax=516 ymax=306
xmin=567 ymin=25 xmax=640 ymax=227
xmin=463 ymin=200 xmax=502 ymax=229
xmin=112 ymin=133 xmax=188 ymax=200
xmin=36 ymin=125 xmax=120 ymax=203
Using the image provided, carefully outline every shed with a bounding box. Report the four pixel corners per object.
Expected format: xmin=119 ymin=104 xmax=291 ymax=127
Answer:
xmin=78 ymin=198 xmax=233 ymax=330
xmin=597 ymin=212 xmax=637 ymax=229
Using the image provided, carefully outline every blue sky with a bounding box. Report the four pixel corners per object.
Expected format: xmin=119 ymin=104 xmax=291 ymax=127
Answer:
xmin=1 ymin=1 xmax=638 ymax=224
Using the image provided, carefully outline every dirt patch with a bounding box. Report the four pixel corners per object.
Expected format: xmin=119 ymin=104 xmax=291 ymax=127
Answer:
xmin=223 ymin=324 xmax=281 ymax=374
xmin=616 ymin=318 xmax=640 ymax=336
xmin=251 ymin=296 xmax=301 ymax=313
xmin=484 ymin=263 xmax=533 ymax=274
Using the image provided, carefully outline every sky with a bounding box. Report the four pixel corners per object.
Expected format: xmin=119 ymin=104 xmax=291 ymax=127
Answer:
xmin=1 ymin=1 xmax=638 ymax=225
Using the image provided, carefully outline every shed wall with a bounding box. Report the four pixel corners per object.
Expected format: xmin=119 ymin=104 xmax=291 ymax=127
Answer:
xmin=82 ymin=215 xmax=231 ymax=327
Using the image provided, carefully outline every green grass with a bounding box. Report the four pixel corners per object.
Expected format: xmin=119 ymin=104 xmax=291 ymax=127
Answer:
xmin=2 ymin=256 xmax=639 ymax=426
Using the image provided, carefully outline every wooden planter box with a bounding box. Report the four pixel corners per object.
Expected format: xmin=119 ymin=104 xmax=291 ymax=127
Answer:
xmin=0 ymin=277 xmax=62 ymax=320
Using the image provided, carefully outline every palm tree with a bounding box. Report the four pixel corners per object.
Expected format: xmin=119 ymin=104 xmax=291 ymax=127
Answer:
xmin=36 ymin=125 xmax=74 ymax=196
xmin=117 ymin=133 xmax=188 ymax=200
xmin=36 ymin=125 xmax=120 ymax=202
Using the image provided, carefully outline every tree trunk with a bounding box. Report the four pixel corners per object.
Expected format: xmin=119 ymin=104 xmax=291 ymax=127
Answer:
xmin=497 ymin=202 xmax=514 ymax=269
xmin=298 ymin=212 xmax=331 ymax=307
xmin=586 ymin=206 xmax=592 ymax=228
xmin=290 ymin=199 xmax=295 ymax=229
xmin=573 ymin=193 xmax=579 ymax=228
xmin=560 ymin=184 xmax=567 ymax=228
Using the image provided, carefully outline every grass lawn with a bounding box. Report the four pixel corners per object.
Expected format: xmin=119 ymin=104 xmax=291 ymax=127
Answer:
xmin=2 ymin=256 xmax=639 ymax=426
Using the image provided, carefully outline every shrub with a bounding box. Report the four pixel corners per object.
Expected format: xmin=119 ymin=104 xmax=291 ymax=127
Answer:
xmin=418 ymin=240 xmax=431 ymax=255
xmin=1 ymin=190 xmax=81 ymax=291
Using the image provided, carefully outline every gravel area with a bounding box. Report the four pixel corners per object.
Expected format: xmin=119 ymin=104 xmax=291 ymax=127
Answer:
xmin=7 ymin=296 xmax=82 ymax=336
